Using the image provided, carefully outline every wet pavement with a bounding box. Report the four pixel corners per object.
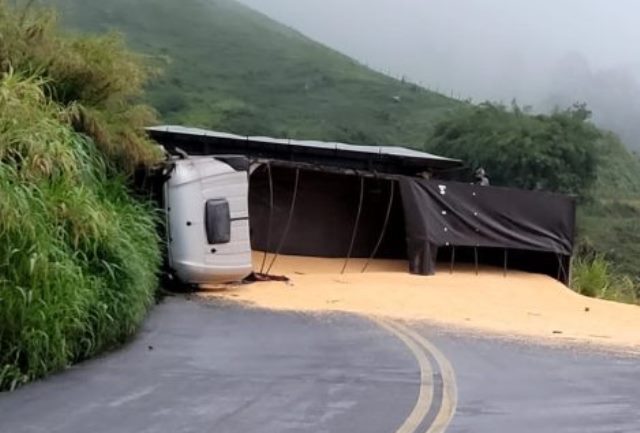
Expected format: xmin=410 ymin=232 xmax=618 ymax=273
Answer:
xmin=0 ymin=297 xmax=419 ymax=433
xmin=1 ymin=296 xmax=640 ymax=433
xmin=423 ymin=326 xmax=640 ymax=433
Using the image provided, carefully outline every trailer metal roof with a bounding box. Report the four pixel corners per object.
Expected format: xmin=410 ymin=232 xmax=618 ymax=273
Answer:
xmin=147 ymin=125 xmax=463 ymax=175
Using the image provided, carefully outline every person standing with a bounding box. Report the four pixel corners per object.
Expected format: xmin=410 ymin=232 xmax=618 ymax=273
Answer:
xmin=475 ymin=167 xmax=490 ymax=186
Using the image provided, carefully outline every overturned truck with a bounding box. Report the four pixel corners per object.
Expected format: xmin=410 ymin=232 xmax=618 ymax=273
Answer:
xmin=148 ymin=126 xmax=575 ymax=288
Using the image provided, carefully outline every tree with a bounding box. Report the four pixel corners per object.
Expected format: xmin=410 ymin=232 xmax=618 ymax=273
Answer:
xmin=428 ymin=102 xmax=602 ymax=197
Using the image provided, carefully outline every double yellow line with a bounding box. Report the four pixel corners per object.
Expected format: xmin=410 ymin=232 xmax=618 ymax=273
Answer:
xmin=374 ymin=318 xmax=458 ymax=433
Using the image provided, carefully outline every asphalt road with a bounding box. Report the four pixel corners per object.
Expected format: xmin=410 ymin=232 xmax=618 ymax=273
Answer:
xmin=1 ymin=297 xmax=640 ymax=433
xmin=422 ymin=327 xmax=640 ymax=433
xmin=0 ymin=297 xmax=421 ymax=433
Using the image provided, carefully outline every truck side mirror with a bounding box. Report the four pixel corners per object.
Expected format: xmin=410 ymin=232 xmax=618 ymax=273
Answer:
xmin=205 ymin=199 xmax=231 ymax=244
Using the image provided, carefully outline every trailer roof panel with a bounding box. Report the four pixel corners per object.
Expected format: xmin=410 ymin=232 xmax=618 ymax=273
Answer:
xmin=147 ymin=125 xmax=463 ymax=174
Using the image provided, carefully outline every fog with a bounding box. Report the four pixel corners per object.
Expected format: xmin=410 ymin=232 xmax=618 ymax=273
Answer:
xmin=239 ymin=0 xmax=640 ymax=149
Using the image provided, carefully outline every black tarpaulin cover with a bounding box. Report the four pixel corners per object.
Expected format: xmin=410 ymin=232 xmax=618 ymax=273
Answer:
xmin=248 ymin=165 xmax=576 ymax=281
xmin=398 ymin=178 xmax=576 ymax=275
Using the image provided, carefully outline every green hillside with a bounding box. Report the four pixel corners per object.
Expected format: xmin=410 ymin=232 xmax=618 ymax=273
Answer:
xmin=50 ymin=0 xmax=458 ymax=146
xmin=591 ymin=135 xmax=640 ymax=197
xmin=579 ymin=135 xmax=640 ymax=277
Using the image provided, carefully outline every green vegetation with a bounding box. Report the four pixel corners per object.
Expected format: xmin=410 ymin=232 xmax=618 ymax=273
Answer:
xmin=428 ymin=102 xmax=601 ymax=196
xmin=571 ymin=254 xmax=637 ymax=304
xmin=577 ymin=199 xmax=640 ymax=278
xmin=50 ymin=0 xmax=458 ymax=145
xmin=1 ymin=0 xmax=162 ymax=171
xmin=0 ymin=2 xmax=161 ymax=391
xmin=582 ymin=139 xmax=640 ymax=287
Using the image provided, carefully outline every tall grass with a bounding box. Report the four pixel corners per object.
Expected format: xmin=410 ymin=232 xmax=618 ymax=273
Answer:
xmin=571 ymin=253 xmax=638 ymax=304
xmin=0 ymin=72 xmax=161 ymax=391
xmin=0 ymin=1 xmax=162 ymax=391
xmin=0 ymin=0 xmax=163 ymax=172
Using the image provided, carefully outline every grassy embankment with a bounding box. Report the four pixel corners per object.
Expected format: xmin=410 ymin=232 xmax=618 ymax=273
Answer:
xmin=0 ymin=3 xmax=162 ymax=391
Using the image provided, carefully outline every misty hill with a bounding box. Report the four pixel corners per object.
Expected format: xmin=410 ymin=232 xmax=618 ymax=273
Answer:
xmin=542 ymin=52 xmax=640 ymax=153
xmin=50 ymin=0 xmax=458 ymax=147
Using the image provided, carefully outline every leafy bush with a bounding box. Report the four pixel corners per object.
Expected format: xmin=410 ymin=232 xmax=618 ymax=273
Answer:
xmin=429 ymin=102 xmax=602 ymax=197
xmin=0 ymin=1 xmax=162 ymax=391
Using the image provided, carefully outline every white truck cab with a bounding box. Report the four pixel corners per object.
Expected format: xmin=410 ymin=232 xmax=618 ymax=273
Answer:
xmin=164 ymin=156 xmax=253 ymax=287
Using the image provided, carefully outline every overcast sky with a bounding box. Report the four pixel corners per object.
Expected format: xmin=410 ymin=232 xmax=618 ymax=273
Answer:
xmin=238 ymin=0 xmax=640 ymax=146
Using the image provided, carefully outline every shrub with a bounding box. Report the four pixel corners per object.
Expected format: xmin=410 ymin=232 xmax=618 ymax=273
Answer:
xmin=429 ymin=102 xmax=602 ymax=197
xmin=571 ymin=253 xmax=638 ymax=304
xmin=571 ymin=254 xmax=611 ymax=298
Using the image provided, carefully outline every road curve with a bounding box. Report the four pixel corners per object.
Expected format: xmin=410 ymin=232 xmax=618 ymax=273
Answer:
xmin=374 ymin=318 xmax=458 ymax=433
xmin=0 ymin=297 xmax=434 ymax=433
xmin=4 ymin=295 xmax=634 ymax=432
xmin=413 ymin=323 xmax=640 ymax=433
